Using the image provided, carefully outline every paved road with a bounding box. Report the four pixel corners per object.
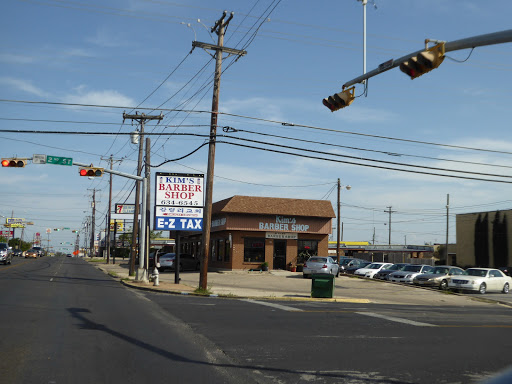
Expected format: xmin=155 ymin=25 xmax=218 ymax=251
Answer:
xmin=0 ymin=257 xmax=261 ymax=384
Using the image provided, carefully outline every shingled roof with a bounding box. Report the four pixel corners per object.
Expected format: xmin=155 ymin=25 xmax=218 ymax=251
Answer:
xmin=212 ymin=195 xmax=335 ymax=218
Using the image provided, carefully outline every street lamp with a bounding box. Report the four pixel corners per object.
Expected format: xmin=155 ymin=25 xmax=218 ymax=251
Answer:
xmin=336 ymin=179 xmax=351 ymax=262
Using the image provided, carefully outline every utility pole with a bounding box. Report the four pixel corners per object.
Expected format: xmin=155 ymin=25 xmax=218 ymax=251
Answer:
xmin=123 ymin=112 xmax=163 ymax=277
xmin=89 ymin=189 xmax=96 ymax=258
xmin=336 ymin=178 xmax=341 ymax=263
xmin=192 ymin=11 xmax=246 ymax=291
xmin=103 ymin=155 xmax=121 ymax=264
xmin=445 ymin=194 xmax=450 ymax=264
xmin=145 ymin=137 xmax=151 ymax=277
xmin=384 ymin=206 xmax=396 ymax=245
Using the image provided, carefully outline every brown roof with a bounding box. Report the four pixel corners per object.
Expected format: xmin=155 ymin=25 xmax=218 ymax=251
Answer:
xmin=212 ymin=195 xmax=335 ymax=218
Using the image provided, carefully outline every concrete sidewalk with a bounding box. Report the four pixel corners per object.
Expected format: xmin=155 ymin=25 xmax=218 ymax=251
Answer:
xmin=92 ymin=260 xmax=501 ymax=307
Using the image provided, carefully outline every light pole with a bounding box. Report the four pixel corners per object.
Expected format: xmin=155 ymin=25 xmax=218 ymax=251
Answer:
xmin=336 ymin=179 xmax=351 ymax=262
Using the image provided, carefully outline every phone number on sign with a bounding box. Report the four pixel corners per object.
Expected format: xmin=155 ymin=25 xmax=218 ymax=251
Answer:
xmin=157 ymin=201 xmax=201 ymax=206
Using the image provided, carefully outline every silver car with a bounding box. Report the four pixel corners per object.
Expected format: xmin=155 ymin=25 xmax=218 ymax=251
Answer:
xmin=303 ymin=256 xmax=339 ymax=279
xmin=0 ymin=243 xmax=12 ymax=265
xmin=413 ymin=265 xmax=465 ymax=290
xmin=389 ymin=264 xmax=434 ymax=284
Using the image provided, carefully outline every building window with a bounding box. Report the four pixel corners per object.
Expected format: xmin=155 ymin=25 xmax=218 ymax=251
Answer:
xmin=297 ymin=240 xmax=318 ymax=264
xmin=224 ymin=239 xmax=230 ymax=262
xmin=244 ymin=237 xmax=265 ymax=263
xmin=217 ymin=239 xmax=225 ymax=261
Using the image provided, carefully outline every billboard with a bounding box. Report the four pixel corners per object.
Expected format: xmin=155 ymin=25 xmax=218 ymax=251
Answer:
xmin=154 ymin=173 xmax=204 ymax=231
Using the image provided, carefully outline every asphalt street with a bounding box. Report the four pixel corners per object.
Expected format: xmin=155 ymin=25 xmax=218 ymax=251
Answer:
xmin=2 ymin=256 xmax=512 ymax=384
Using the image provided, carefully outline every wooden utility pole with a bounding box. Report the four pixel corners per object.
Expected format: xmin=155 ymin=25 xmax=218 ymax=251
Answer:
xmin=445 ymin=194 xmax=450 ymax=263
xmin=122 ymin=112 xmax=163 ymax=277
xmin=193 ymin=12 xmax=246 ymax=290
xmin=89 ymin=189 xmax=96 ymax=257
xmin=336 ymin=178 xmax=341 ymax=263
xmin=384 ymin=206 xmax=396 ymax=245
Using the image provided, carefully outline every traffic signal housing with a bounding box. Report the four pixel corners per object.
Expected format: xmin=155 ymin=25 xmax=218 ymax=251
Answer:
xmin=1 ymin=158 xmax=26 ymax=167
xmin=322 ymin=87 xmax=355 ymax=112
xmin=400 ymin=42 xmax=445 ymax=80
xmin=79 ymin=167 xmax=104 ymax=177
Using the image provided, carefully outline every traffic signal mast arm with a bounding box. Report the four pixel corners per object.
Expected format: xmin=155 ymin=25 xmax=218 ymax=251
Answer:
xmin=342 ymin=29 xmax=512 ymax=89
xmin=73 ymin=161 xmax=143 ymax=182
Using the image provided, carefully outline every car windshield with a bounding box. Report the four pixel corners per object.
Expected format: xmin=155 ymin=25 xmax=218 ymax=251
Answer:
xmin=403 ymin=265 xmax=422 ymax=272
xmin=366 ymin=263 xmax=382 ymax=269
xmin=431 ymin=267 xmax=450 ymax=275
xmin=0 ymin=244 xmax=7 ymax=250
xmin=339 ymin=259 xmax=353 ymax=266
xmin=160 ymin=253 xmax=175 ymax=260
xmin=465 ymin=269 xmax=488 ymax=277
xmin=308 ymin=257 xmax=327 ymax=263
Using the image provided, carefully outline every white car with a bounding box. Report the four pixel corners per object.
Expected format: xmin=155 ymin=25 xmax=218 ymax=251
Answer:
xmin=448 ymin=268 xmax=512 ymax=294
xmin=354 ymin=262 xmax=394 ymax=279
xmin=389 ymin=264 xmax=434 ymax=284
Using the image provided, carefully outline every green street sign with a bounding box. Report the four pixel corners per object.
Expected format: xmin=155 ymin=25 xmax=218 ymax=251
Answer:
xmin=47 ymin=155 xmax=72 ymax=166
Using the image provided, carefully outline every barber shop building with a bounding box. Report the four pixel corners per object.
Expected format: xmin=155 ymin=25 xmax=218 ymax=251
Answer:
xmin=181 ymin=195 xmax=335 ymax=270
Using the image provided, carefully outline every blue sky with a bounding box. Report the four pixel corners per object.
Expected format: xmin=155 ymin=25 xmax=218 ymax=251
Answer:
xmin=1 ymin=0 xmax=511 ymax=253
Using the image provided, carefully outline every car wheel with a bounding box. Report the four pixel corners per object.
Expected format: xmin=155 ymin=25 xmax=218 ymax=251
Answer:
xmin=479 ymin=283 xmax=487 ymax=294
xmin=440 ymin=280 xmax=448 ymax=291
xmin=336 ymin=269 xmax=339 ymax=277
xmin=502 ymin=283 xmax=510 ymax=294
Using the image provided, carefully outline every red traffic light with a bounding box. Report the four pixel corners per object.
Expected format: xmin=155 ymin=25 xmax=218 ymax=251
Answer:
xmin=1 ymin=158 xmax=26 ymax=167
xmin=78 ymin=167 xmax=104 ymax=177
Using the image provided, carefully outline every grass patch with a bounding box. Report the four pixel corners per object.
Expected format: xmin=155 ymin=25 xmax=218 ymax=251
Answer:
xmin=108 ymin=271 xmax=118 ymax=278
xmin=194 ymin=286 xmax=213 ymax=295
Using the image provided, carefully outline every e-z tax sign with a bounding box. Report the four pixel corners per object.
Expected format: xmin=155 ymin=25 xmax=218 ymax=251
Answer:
xmin=154 ymin=172 xmax=204 ymax=231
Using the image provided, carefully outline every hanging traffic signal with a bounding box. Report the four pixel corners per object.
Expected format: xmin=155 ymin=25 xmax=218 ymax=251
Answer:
xmin=1 ymin=158 xmax=26 ymax=167
xmin=400 ymin=43 xmax=445 ymax=80
xmin=322 ymin=87 xmax=355 ymax=112
xmin=78 ymin=167 xmax=104 ymax=177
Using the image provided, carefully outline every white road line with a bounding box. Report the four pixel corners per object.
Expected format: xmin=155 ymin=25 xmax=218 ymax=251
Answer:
xmin=240 ymin=299 xmax=303 ymax=312
xmin=356 ymin=312 xmax=437 ymax=327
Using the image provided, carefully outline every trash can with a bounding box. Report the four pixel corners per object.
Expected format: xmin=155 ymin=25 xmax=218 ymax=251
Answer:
xmin=311 ymin=273 xmax=335 ymax=298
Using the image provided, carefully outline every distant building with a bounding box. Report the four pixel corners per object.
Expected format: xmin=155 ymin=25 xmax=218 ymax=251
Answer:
xmin=456 ymin=209 xmax=511 ymax=268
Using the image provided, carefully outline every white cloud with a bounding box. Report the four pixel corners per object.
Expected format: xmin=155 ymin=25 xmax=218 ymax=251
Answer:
xmin=0 ymin=77 xmax=48 ymax=97
xmin=63 ymin=88 xmax=135 ymax=107
xmin=86 ymin=28 xmax=126 ymax=48
xmin=0 ymin=53 xmax=34 ymax=64
xmin=333 ymin=105 xmax=398 ymax=124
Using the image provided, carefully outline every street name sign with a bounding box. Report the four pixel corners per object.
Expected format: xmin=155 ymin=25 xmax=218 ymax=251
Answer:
xmin=47 ymin=155 xmax=73 ymax=166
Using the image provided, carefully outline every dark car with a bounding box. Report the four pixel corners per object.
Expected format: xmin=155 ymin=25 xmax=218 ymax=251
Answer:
xmin=158 ymin=253 xmax=200 ymax=272
xmin=12 ymin=248 xmax=23 ymax=257
xmin=344 ymin=260 xmax=372 ymax=274
xmin=339 ymin=258 xmax=370 ymax=273
xmin=499 ymin=267 xmax=512 ymax=276
xmin=374 ymin=263 xmax=410 ymax=280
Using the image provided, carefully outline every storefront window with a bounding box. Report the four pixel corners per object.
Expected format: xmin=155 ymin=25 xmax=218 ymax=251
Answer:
xmin=297 ymin=240 xmax=318 ymax=264
xmin=244 ymin=237 xmax=265 ymax=263
xmin=217 ymin=239 xmax=224 ymax=261
xmin=224 ymin=239 xmax=230 ymax=262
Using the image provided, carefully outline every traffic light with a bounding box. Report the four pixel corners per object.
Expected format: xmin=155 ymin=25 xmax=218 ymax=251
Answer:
xmin=322 ymin=87 xmax=355 ymax=112
xmin=79 ymin=167 xmax=104 ymax=177
xmin=1 ymin=158 xmax=26 ymax=167
xmin=400 ymin=43 xmax=445 ymax=80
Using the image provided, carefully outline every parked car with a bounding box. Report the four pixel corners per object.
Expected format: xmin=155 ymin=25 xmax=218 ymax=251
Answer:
xmin=413 ymin=265 xmax=465 ymax=290
xmin=25 ymin=248 xmax=39 ymax=258
xmin=354 ymin=262 xmax=394 ymax=278
xmin=448 ymin=268 xmax=512 ymax=294
xmin=389 ymin=264 xmax=434 ymax=284
xmin=374 ymin=263 xmax=410 ymax=280
xmin=344 ymin=260 xmax=372 ymax=274
xmin=0 ymin=242 xmax=12 ymax=265
xmin=303 ymin=256 xmax=339 ymax=278
xmin=158 ymin=253 xmax=200 ymax=272
xmin=339 ymin=258 xmax=370 ymax=273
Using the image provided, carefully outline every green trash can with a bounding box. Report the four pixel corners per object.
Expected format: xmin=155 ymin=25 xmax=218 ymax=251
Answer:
xmin=311 ymin=273 xmax=335 ymax=298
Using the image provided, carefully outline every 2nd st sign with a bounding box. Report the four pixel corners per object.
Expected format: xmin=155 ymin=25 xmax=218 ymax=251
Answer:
xmin=47 ymin=155 xmax=72 ymax=166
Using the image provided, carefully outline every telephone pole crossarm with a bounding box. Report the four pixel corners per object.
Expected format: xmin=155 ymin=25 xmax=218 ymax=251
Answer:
xmin=192 ymin=41 xmax=246 ymax=57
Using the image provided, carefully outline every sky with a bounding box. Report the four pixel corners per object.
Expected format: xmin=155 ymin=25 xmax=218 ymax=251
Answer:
xmin=1 ymin=0 xmax=511 ymax=254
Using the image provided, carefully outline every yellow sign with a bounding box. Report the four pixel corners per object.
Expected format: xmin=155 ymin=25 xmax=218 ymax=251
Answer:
xmin=110 ymin=220 xmax=124 ymax=232
xmin=4 ymin=223 xmax=25 ymax=228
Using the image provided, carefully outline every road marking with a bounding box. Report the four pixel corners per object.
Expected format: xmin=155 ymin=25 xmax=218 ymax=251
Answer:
xmin=240 ymin=299 xmax=303 ymax=312
xmin=356 ymin=312 xmax=437 ymax=327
